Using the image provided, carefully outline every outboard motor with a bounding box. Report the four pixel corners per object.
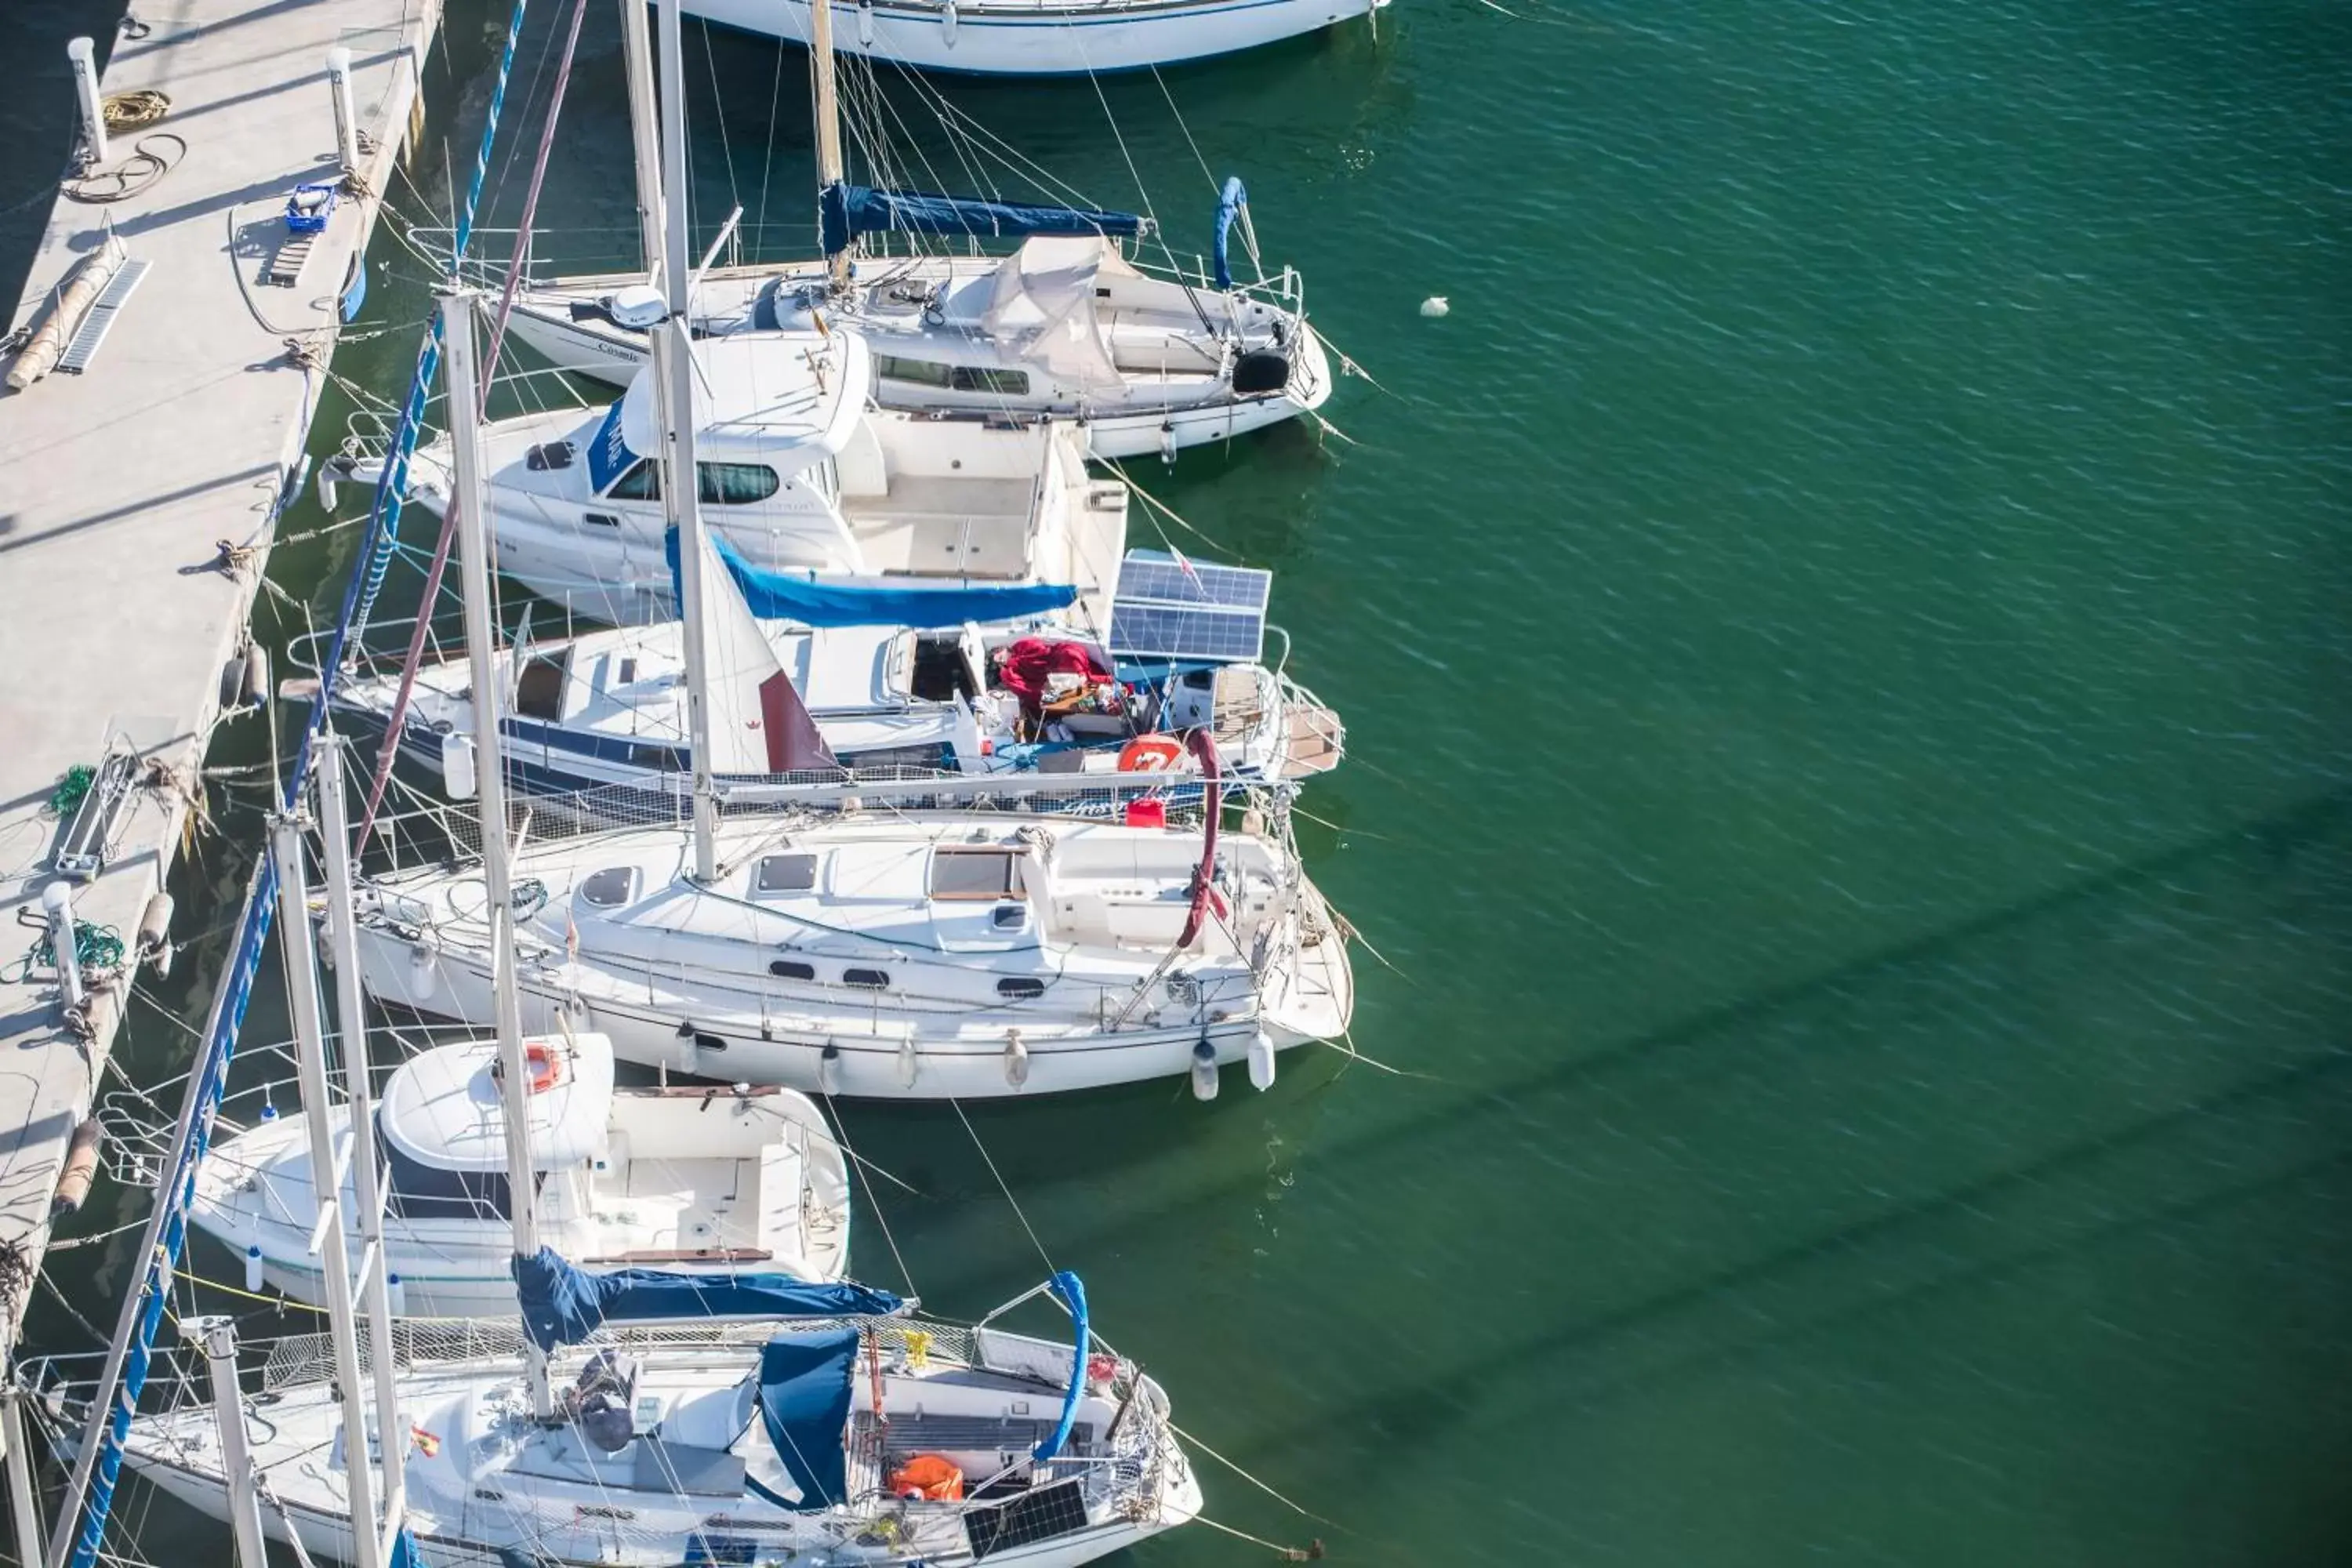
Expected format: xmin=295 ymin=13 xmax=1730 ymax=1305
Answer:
xmin=571 ymin=1349 xmax=641 ymax=1453
xmin=1230 ymin=350 xmax=1290 ymax=397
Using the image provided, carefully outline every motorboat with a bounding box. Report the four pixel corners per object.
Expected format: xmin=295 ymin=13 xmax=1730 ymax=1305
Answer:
xmin=187 ymin=1030 xmax=851 ymax=1317
xmin=344 ymin=329 xmax=1129 ymax=630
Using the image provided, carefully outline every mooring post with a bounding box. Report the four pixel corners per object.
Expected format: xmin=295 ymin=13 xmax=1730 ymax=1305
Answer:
xmin=66 ymin=38 xmax=107 ymax=170
xmin=326 ymin=47 xmax=361 ymax=175
xmin=41 ymin=883 xmax=83 ymax=1011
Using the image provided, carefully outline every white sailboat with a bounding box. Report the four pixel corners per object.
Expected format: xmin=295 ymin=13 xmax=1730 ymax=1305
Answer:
xmin=349 ymin=328 xmax=1129 ymax=630
xmin=685 ymin=0 xmax=1385 ymax=76
xmin=325 ymin=558 xmax=1344 ymax=808
xmin=495 ymin=0 xmax=1335 ymax=458
xmin=187 ymin=1028 xmax=854 ymax=1317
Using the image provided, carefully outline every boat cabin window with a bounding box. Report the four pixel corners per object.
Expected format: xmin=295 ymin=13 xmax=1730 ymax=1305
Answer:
xmin=768 ymin=959 xmax=815 ymax=981
xmin=930 ymin=849 xmax=1018 ymax=901
xmin=952 ymin=366 xmax=1029 ymax=397
xmin=579 ymin=866 xmax=638 ymax=908
xmin=616 ymin=657 xmax=639 ymax=685
xmin=876 ymin=355 xmax=1029 ymax=398
xmin=514 ymin=650 xmax=569 ymax=720
xmin=598 ymin=458 xmax=781 ymax=506
xmin=997 ymin=977 xmax=1045 ymax=1000
xmin=842 ymin=967 xmax=891 ymax=990
xmin=753 ymin=853 xmax=818 ymax=894
xmin=378 ymin=1112 xmax=531 ymax=1220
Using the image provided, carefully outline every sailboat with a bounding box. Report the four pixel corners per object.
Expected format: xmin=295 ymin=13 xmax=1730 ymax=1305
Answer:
xmin=683 ymin=0 xmax=1387 ymax=75
xmin=347 ymin=328 xmax=1128 ymax=630
xmin=187 ymin=1026 xmax=855 ymax=1317
xmin=495 ymin=0 xmax=1336 ymax=459
xmin=97 ymin=1255 xmax=1202 ymax=1568
xmin=327 ymin=546 xmax=1345 ymax=811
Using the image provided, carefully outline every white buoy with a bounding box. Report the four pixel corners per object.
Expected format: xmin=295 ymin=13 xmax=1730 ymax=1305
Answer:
xmin=1189 ymin=1039 xmax=1220 ymax=1102
xmin=136 ymin=892 xmax=174 ymax=967
xmin=441 ymin=731 xmax=477 ymax=800
xmin=1419 ymin=296 xmax=1450 ymax=318
xmin=898 ymin=1036 xmax=919 ymax=1089
xmin=387 ymin=1273 xmax=407 ymax=1318
xmin=406 ymin=942 xmax=437 ymax=1001
xmin=818 ymin=1043 xmax=840 ymax=1095
xmin=1004 ymin=1030 xmax=1029 ymax=1089
xmin=243 ymin=1246 xmax=264 ymax=1294
xmin=42 ymin=883 xmax=82 ymax=1010
xmin=241 ymin=644 xmax=270 ymax=708
xmin=1248 ymin=1030 xmax=1277 ymax=1091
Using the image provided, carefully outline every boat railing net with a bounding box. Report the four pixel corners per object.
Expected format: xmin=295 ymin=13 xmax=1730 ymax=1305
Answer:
xmin=361 ymin=766 xmax=1290 ymax=874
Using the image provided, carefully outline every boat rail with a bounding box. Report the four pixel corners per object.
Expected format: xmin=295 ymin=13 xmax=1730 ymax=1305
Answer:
xmin=408 ymin=222 xmax=1308 ymax=321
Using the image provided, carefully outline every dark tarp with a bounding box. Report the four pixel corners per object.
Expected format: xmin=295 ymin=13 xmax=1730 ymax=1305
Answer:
xmin=753 ymin=1328 xmax=861 ymax=1510
xmin=822 ymin=182 xmax=1144 ymax=257
xmin=665 ymin=526 xmax=1080 ymax=631
xmin=513 ymin=1248 xmax=902 ymax=1353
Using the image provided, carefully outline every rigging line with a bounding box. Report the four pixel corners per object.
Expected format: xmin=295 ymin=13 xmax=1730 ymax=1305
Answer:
xmin=949 ymin=1098 xmax=1055 ymax=1276
xmin=696 ymin=16 xmax=745 ymax=216
xmin=1189 ymin=1512 xmax=1326 ymax=1561
xmin=818 ymin=1091 xmax=916 ymax=1297
xmin=1169 ymin=1419 xmax=1344 ymax=1529
xmin=1098 ymin=458 xmax=1240 ymax=559
xmin=1147 ymin=64 xmax=1221 ymax=199
xmin=1076 ymin=58 xmax=1176 ymax=274
xmin=753 ymin=23 xmax=788 ymax=257
xmin=1323 ymin=1028 xmax=1425 ymax=1079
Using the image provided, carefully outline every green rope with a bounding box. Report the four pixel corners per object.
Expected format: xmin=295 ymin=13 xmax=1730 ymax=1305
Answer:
xmin=2 ymin=921 xmax=128 ymax=984
xmin=49 ymin=764 xmax=96 ymax=817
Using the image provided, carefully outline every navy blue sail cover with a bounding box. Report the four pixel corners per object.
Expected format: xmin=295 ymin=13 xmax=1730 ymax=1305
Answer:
xmin=664 ymin=526 xmax=1080 ymax=630
xmin=753 ymin=1329 xmax=862 ymax=1510
xmin=1212 ymin=177 xmax=1248 ymax=292
xmin=822 ymin=182 xmax=1145 ymax=256
xmin=1034 ymin=1271 xmax=1089 ymax=1462
xmin=514 ymin=1248 xmax=902 ymax=1352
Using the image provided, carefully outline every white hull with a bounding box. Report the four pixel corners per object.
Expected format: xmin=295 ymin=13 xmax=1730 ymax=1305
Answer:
xmin=350 ymin=811 xmax=1354 ymax=1100
xmin=686 ymin=0 xmax=1385 ymax=74
xmin=359 ymin=939 xmax=1343 ymax=1098
xmin=107 ymin=1318 xmax=1200 ymax=1568
xmin=499 ymin=304 xmax=1328 ymax=461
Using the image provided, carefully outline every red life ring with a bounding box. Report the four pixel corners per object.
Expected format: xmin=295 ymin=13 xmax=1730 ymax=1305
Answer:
xmin=524 ymin=1042 xmax=564 ymax=1094
xmin=1117 ymin=734 xmax=1185 ymax=772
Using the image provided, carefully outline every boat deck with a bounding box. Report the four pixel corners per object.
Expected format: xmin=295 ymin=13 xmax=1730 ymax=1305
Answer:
xmin=0 ymin=0 xmax=441 ymax=1350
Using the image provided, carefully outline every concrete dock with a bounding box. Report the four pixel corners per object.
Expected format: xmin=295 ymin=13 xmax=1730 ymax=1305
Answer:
xmin=0 ymin=0 xmax=441 ymax=1351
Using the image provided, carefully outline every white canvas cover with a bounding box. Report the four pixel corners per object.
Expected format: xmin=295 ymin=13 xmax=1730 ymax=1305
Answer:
xmin=980 ymin=237 xmax=1132 ymax=394
xmin=379 ymin=1033 xmax=616 ymax=1173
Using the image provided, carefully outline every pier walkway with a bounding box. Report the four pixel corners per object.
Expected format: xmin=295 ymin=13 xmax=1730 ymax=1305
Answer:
xmin=0 ymin=0 xmax=441 ymax=1350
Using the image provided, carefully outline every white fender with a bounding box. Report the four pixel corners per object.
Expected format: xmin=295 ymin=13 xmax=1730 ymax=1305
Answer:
xmin=898 ymin=1035 xmax=919 ymax=1088
xmin=1004 ymin=1030 xmax=1029 ymax=1088
xmin=818 ymin=1042 xmax=841 ymax=1095
xmin=1189 ymin=1039 xmax=1219 ymax=1102
xmin=1248 ymin=1030 xmax=1276 ymax=1091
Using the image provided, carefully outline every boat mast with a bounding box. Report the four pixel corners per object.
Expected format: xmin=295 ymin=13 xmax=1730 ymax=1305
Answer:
xmin=619 ymin=0 xmax=665 ymax=281
xmin=811 ymin=0 xmax=850 ymax=292
xmin=656 ymin=0 xmax=720 ymax=882
xmin=439 ymin=290 xmax=557 ymax=1420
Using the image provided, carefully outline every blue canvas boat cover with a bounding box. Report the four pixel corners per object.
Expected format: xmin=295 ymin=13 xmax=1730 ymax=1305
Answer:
xmin=822 ymin=181 xmax=1145 ymax=256
xmin=753 ymin=1329 xmax=861 ymax=1510
xmin=514 ymin=1248 xmax=902 ymax=1352
xmin=664 ymin=526 xmax=1080 ymax=630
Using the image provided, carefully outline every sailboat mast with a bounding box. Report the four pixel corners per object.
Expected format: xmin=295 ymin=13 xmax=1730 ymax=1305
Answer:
xmin=811 ymin=0 xmax=850 ymax=292
xmin=657 ymin=0 xmax=720 ymax=882
xmin=438 ymin=290 xmax=556 ymax=1420
xmin=619 ymin=0 xmax=665 ymax=280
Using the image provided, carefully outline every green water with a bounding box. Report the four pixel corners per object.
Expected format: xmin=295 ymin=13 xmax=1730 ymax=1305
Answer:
xmin=9 ymin=1 xmax=2352 ymax=1563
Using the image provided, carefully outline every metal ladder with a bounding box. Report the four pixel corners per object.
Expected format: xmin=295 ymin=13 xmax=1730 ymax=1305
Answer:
xmin=265 ymin=229 xmax=319 ymax=289
xmin=56 ymin=258 xmax=151 ymax=374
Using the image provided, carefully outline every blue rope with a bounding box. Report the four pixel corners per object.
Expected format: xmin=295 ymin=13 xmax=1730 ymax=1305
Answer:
xmin=346 ymin=0 xmax=535 ymax=642
xmin=59 ymin=8 xmax=536 ymax=1567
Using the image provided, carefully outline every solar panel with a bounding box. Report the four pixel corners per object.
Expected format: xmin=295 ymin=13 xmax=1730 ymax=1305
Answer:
xmin=1109 ymin=550 xmax=1270 ymax=663
xmin=1114 ymin=551 xmax=1270 ymax=611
